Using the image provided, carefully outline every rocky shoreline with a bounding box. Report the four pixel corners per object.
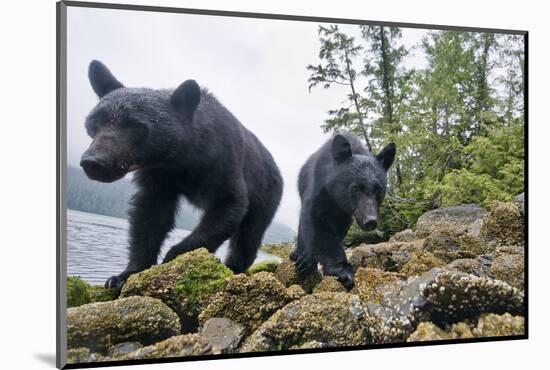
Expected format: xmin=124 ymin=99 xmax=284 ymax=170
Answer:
xmin=66 ymin=196 xmax=525 ymax=364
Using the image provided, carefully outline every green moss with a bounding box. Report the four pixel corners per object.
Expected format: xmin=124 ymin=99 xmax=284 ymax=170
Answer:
xmin=89 ymin=285 xmax=118 ymax=303
xmin=260 ymin=243 xmax=294 ymax=259
xmin=246 ymin=260 xmax=280 ymax=274
xmin=121 ymin=248 xmax=233 ymax=331
xmin=173 ymin=252 xmax=233 ymax=317
xmin=67 ymin=276 xmax=91 ymax=308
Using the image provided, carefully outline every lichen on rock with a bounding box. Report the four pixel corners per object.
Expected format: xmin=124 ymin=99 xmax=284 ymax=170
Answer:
xmin=481 ymin=201 xmax=524 ymax=246
xmin=399 ymin=251 xmax=446 ymax=277
xmin=199 ymin=272 xmax=298 ymax=335
xmin=473 ymin=313 xmax=525 ymax=337
xmin=274 ymin=258 xmax=322 ymax=293
xmin=354 ymin=268 xmax=404 ymax=304
xmin=241 ymin=293 xmax=369 ymax=352
xmin=67 ymin=296 xmax=181 ymax=353
xmin=120 ymin=248 xmax=232 ymax=331
xmin=112 ymin=334 xmax=218 ymax=360
xmin=260 ymin=243 xmax=295 ymax=259
xmin=313 ymin=276 xmax=347 ymax=293
xmin=415 ymin=204 xmax=486 ymax=238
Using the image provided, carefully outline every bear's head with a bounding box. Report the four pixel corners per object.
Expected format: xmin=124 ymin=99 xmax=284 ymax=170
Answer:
xmin=326 ymin=134 xmax=396 ymax=231
xmin=80 ymin=60 xmax=201 ymax=182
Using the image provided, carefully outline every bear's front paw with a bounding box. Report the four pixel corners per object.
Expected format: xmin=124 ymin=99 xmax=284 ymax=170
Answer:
xmin=105 ymin=275 xmax=126 ymax=290
xmin=294 ymin=254 xmax=317 ymax=279
xmin=324 ymin=263 xmax=355 ymax=290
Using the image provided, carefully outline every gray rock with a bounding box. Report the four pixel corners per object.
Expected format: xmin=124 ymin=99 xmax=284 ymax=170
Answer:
xmin=109 ymin=342 xmax=143 ymax=356
xmin=515 ymin=192 xmax=525 ymax=214
xmin=447 ymin=256 xmax=493 ymax=278
xmin=200 ymin=318 xmax=246 ymax=354
xmin=415 ymin=204 xmax=486 ymax=238
xmin=390 ymin=229 xmax=417 ymax=242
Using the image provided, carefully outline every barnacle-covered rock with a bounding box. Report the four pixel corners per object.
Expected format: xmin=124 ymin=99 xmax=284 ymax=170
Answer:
xmin=120 ymin=248 xmax=232 ymax=331
xmin=67 ymin=296 xmax=181 ymax=353
xmin=274 ymin=258 xmax=322 ymax=293
xmin=240 ymin=293 xmax=369 ymax=352
xmin=199 ymin=272 xmax=298 ymax=334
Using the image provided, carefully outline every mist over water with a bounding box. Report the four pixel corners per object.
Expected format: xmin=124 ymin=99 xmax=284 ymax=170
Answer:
xmin=67 ymin=209 xmax=279 ymax=285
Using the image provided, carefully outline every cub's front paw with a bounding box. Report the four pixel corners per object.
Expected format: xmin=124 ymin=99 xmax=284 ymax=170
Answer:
xmin=105 ymin=270 xmax=133 ymax=290
xmin=325 ymin=263 xmax=355 ymax=290
xmin=105 ymin=275 xmax=125 ymax=290
xmin=294 ymin=254 xmax=317 ymax=278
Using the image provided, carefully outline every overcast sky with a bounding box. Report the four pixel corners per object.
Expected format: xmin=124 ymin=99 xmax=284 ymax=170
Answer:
xmin=67 ymin=7 xmax=429 ymax=231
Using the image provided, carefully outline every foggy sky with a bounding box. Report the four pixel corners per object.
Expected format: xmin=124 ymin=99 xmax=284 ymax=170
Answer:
xmin=66 ymin=7 xmax=428 ymax=230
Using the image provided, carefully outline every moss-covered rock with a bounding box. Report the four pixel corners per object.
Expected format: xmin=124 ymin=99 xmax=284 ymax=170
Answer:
xmin=415 ymin=204 xmax=486 ymax=238
xmin=67 ymin=276 xmax=91 ymax=308
xmin=354 ymin=268 xmax=404 ymax=304
xmin=240 ymin=293 xmax=368 ymax=352
xmin=199 ymin=272 xmax=298 ymax=335
xmin=458 ymin=234 xmax=492 ymax=256
xmin=399 ymin=251 xmax=446 ymax=276
xmin=473 ymin=313 xmax=525 ymax=337
xmin=247 ymin=260 xmax=280 ymax=274
xmin=120 ymin=248 xmax=232 ymax=331
xmin=313 ymin=276 xmax=347 ymax=293
xmin=260 ymin=243 xmax=295 ymax=259
xmin=67 ymin=276 xmax=118 ymax=308
xmin=274 ymin=258 xmax=322 ymax=293
xmin=489 ymin=253 xmax=524 ymax=290
xmin=113 ymin=334 xmax=217 ymax=360
xmin=481 ymin=201 xmax=524 ymax=246
xmin=67 ymin=296 xmax=181 ymax=353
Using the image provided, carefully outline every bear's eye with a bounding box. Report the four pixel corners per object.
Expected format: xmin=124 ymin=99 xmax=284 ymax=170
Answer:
xmin=351 ymin=185 xmax=360 ymax=193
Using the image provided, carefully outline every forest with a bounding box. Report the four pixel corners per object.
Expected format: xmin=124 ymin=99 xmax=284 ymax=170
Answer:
xmin=307 ymin=26 xmax=525 ymax=244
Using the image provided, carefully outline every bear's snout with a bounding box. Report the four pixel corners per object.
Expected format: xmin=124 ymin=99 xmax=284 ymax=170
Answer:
xmin=80 ymin=153 xmax=125 ymax=183
xmin=355 ymin=216 xmax=378 ymax=231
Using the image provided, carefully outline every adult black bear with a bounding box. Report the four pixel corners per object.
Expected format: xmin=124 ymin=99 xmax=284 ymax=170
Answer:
xmin=80 ymin=60 xmax=283 ymax=289
xmin=291 ymin=132 xmax=396 ymax=289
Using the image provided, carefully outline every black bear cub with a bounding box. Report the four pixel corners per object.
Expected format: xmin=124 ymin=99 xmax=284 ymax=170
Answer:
xmin=81 ymin=60 xmax=283 ymax=289
xmin=291 ymin=132 xmax=396 ymax=289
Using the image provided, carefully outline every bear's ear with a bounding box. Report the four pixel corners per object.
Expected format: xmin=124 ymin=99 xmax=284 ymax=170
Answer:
xmin=376 ymin=142 xmax=396 ymax=171
xmin=171 ymin=80 xmax=201 ymax=120
xmin=88 ymin=60 xmax=124 ymax=98
xmin=332 ymin=134 xmax=352 ymax=162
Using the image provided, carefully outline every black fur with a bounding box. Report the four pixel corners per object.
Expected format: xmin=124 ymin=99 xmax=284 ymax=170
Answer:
xmin=292 ymin=132 xmax=396 ymax=289
xmin=81 ymin=60 xmax=283 ymax=289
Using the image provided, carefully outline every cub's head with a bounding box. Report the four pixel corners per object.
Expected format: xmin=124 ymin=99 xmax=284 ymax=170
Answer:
xmin=326 ymin=134 xmax=396 ymax=231
xmin=80 ymin=60 xmax=201 ymax=182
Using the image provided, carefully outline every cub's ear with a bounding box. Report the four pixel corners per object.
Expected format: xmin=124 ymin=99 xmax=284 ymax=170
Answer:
xmin=88 ymin=60 xmax=124 ymax=98
xmin=171 ymin=80 xmax=201 ymax=120
xmin=376 ymin=142 xmax=396 ymax=171
xmin=332 ymin=134 xmax=352 ymax=162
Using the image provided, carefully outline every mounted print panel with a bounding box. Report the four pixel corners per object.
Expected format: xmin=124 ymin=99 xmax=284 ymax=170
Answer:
xmin=57 ymin=1 xmax=527 ymax=368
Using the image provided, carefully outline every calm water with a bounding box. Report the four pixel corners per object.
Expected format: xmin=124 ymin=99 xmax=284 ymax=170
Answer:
xmin=67 ymin=209 xmax=279 ymax=285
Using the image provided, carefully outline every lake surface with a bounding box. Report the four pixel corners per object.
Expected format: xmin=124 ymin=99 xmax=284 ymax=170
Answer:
xmin=67 ymin=209 xmax=279 ymax=285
